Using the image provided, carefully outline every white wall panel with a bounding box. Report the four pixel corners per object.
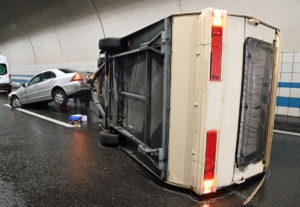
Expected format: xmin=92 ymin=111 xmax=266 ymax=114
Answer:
xmin=281 ymin=63 xmax=293 ymax=73
xmin=276 ymin=52 xmax=300 ymax=117
xmin=294 ymin=53 xmax=300 ymax=62
xmin=279 ymin=88 xmax=290 ymax=97
xmin=277 ymin=106 xmax=288 ymax=115
xmin=290 ymin=88 xmax=300 ymax=98
xmin=282 ymin=53 xmax=294 ymax=62
xmin=293 ymin=63 xmax=300 ymax=73
xmin=280 ymin=73 xmax=292 ymax=82
xmin=288 ymin=107 xmax=299 ymax=117
xmin=291 ymin=73 xmax=300 ymax=82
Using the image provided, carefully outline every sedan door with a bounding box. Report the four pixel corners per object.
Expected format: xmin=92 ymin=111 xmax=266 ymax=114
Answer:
xmin=37 ymin=71 xmax=56 ymax=100
xmin=24 ymin=74 xmax=43 ymax=103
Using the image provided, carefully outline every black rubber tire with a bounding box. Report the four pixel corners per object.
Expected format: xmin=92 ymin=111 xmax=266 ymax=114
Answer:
xmin=53 ymin=89 xmax=68 ymax=106
xmin=11 ymin=96 xmax=21 ymax=108
xmin=98 ymin=37 xmax=121 ymax=51
xmin=99 ymin=130 xmax=120 ymax=147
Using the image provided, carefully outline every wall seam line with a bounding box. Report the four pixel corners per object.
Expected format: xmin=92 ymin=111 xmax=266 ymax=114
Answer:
xmin=90 ymin=0 xmax=106 ymax=37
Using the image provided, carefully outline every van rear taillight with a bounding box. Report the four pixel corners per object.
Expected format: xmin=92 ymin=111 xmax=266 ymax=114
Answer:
xmin=212 ymin=10 xmax=223 ymax=27
xmin=9 ymin=74 xmax=11 ymax=84
xmin=210 ymin=11 xmax=223 ymax=81
xmin=71 ymin=73 xmax=83 ymax=82
xmin=203 ymin=130 xmax=217 ymax=194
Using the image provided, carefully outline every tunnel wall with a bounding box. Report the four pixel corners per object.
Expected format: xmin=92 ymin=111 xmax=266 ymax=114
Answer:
xmin=277 ymin=52 xmax=300 ymax=117
xmin=0 ymin=0 xmax=299 ymax=80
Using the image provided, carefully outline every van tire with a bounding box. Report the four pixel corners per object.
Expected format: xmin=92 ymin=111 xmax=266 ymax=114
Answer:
xmin=99 ymin=130 xmax=120 ymax=147
xmin=53 ymin=89 xmax=68 ymax=106
xmin=98 ymin=38 xmax=121 ymax=51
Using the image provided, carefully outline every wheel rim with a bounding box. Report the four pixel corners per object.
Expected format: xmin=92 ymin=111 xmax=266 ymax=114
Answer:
xmin=55 ymin=92 xmax=64 ymax=104
xmin=12 ymin=97 xmax=21 ymax=108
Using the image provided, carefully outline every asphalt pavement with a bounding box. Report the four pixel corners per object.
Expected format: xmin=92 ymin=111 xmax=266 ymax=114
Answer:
xmin=0 ymin=93 xmax=299 ymax=207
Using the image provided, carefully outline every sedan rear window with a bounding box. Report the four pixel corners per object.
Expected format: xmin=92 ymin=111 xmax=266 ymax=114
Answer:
xmin=43 ymin=72 xmax=56 ymax=81
xmin=0 ymin=64 xmax=7 ymax=75
xmin=58 ymin=69 xmax=76 ymax=73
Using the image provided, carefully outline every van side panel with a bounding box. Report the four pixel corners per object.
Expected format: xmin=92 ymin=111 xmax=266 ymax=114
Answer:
xmin=215 ymin=16 xmax=245 ymax=187
xmin=167 ymin=14 xmax=198 ymax=187
xmin=233 ymin=21 xmax=276 ymax=182
xmin=264 ymin=32 xmax=280 ymax=169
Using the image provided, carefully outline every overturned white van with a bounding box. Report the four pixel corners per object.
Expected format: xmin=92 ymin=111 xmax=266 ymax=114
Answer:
xmin=92 ymin=7 xmax=280 ymax=195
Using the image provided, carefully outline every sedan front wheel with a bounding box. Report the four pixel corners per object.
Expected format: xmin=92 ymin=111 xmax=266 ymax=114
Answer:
xmin=53 ymin=90 xmax=68 ymax=106
xmin=11 ymin=96 xmax=21 ymax=108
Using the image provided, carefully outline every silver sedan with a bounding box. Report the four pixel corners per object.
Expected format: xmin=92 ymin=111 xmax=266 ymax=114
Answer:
xmin=8 ymin=69 xmax=90 ymax=108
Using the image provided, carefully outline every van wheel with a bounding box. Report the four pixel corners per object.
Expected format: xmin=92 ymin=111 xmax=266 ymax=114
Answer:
xmin=53 ymin=89 xmax=68 ymax=106
xmin=11 ymin=96 xmax=21 ymax=108
xmin=99 ymin=130 xmax=120 ymax=147
xmin=98 ymin=38 xmax=121 ymax=51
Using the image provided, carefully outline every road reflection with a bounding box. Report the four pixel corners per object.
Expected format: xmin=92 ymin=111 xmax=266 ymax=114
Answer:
xmin=68 ymin=129 xmax=91 ymax=184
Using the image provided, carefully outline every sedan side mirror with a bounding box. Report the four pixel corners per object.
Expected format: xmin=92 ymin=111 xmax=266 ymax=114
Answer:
xmin=20 ymin=82 xmax=26 ymax=88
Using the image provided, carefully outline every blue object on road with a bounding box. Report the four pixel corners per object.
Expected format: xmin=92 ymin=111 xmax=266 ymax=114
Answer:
xmin=69 ymin=114 xmax=82 ymax=122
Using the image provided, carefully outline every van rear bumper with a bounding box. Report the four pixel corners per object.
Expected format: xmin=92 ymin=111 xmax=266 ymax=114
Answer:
xmin=0 ymin=83 xmax=11 ymax=91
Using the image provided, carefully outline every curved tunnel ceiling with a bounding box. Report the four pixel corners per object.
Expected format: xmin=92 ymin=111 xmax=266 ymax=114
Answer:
xmin=0 ymin=0 xmax=299 ymax=74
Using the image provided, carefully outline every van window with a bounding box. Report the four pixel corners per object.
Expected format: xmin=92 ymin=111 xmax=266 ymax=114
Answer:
xmin=236 ymin=37 xmax=274 ymax=168
xmin=0 ymin=64 xmax=7 ymax=75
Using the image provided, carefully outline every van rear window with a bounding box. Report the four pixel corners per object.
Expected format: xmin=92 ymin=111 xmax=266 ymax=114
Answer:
xmin=236 ymin=37 xmax=274 ymax=168
xmin=0 ymin=64 xmax=7 ymax=75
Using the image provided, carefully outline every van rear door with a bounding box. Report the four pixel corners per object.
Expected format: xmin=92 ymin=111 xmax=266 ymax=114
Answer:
xmin=236 ymin=21 xmax=275 ymax=168
xmin=0 ymin=63 xmax=9 ymax=84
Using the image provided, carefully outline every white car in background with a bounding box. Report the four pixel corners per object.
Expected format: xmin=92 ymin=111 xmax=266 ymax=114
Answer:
xmin=8 ymin=69 xmax=90 ymax=108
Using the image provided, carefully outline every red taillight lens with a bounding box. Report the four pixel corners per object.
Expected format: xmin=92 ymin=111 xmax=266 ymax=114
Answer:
xmin=203 ymin=130 xmax=217 ymax=194
xmin=71 ymin=73 xmax=83 ymax=82
xmin=9 ymin=74 xmax=11 ymax=84
xmin=210 ymin=11 xmax=223 ymax=81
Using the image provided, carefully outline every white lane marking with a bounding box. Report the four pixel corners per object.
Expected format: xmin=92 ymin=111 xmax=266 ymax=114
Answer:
xmin=273 ymin=129 xmax=300 ymax=137
xmin=4 ymin=104 xmax=74 ymax=128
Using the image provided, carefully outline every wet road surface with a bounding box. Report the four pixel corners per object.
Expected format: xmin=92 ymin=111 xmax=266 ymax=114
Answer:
xmin=0 ymin=93 xmax=299 ymax=206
